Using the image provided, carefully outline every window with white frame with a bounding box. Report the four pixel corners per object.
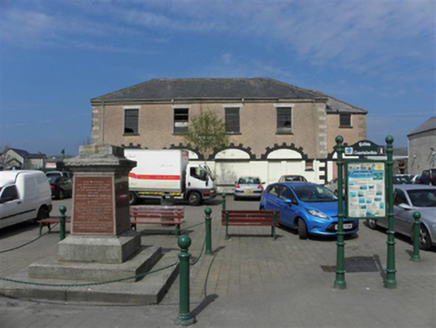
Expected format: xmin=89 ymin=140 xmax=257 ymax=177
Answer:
xmin=174 ymin=108 xmax=189 ymax=134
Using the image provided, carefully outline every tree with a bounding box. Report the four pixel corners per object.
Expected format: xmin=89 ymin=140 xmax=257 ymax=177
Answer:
xmin=183 ymin=110 xmax=229 ymax=160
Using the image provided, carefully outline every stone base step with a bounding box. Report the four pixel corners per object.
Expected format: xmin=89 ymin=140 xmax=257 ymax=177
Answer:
xmin=0 ymin=250 xmax=179 ymax=305
xmin=29 ymin=246 xmax=161 ymax=282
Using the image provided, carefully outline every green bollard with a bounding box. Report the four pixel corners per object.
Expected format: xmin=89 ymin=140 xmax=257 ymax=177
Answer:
xmin=59 ymin=206 xmax=67 ymax=241
xmin=334 ymin=136 xmax=346 ymax=290
xmin=221 ymin=192 xmax=226 ymax=211
xmin=174 ymin=235 xmax=196 ymax=326
xmin=410 ymin=212 xmax=422 ymax=262
xmin=384 ymin=136 xmax=397 ymax=289
xmin=204 ymin=208 xmax=213 ymax=255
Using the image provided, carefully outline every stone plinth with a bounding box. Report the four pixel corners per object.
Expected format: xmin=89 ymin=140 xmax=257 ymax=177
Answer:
xmin=57 ymin=144 xmax=139 ymax=263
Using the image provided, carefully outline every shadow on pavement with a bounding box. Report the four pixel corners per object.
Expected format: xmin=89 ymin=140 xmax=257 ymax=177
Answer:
xmin=191 ymin=294 xmax=219 ymax=317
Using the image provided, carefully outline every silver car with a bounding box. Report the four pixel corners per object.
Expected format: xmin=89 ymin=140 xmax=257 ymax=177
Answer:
xmin=234 ymin=176 xmax=264 ymax=200
xmin=367 ymin=185 xmax=436 ymax=250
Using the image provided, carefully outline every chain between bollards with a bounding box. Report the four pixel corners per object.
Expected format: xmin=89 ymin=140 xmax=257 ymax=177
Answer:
xmin=175 ymin=235 xmax=196 ymax=326
xmin=59 ymin=206 xmax=67 ymax=241
xmin=410 ymin=212 xmax=422 ymax=262
xmin=204 ymin=208 xmax=213 ymax=255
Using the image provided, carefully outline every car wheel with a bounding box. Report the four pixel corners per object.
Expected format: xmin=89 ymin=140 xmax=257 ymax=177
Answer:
xmin=233 ymin=195 xmax=238 ymax=201
xmin=188 ymin=191 xmax=202 ymax=206
xmin=129 ymin=191 xmax=137 ymax=205
xmin=367 ymin=218 xmax=377 ymax=230
xmin=259 ymin=206 xmax=265 ymax=210
xmin=298 ymin=218 xmax=308 ymax=239
xmin=417 ymin=224 xmax=432 ymax=250
xmin=57 ymin=189 xmax=64 ymax=200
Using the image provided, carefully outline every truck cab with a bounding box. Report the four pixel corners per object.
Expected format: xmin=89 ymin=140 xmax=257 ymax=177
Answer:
xmin=186 ymin=163 xmax=216 ymax=205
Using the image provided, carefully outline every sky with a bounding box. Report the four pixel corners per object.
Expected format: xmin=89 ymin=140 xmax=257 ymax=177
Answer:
xmin=0 ymin=0 xmax=435 ymax=156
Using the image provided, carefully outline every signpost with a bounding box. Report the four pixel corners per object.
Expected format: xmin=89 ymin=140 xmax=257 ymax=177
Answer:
xmin=334 ymin=136 xmax=396 ymax=289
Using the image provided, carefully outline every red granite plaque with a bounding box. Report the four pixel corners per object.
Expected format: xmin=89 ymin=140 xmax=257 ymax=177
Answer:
xmin=72 ymin=175 xmax=115 ymax=234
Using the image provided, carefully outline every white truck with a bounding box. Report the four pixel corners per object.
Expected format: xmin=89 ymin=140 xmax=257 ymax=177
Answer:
xmin=124 ymin=149 xmax=217 ymax=206
xmin=0 ymin=170 xmax=52 ymax=229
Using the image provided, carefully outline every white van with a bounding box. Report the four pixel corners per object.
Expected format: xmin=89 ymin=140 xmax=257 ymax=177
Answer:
xmin=0 ymin=170 xmax=52 ymax=229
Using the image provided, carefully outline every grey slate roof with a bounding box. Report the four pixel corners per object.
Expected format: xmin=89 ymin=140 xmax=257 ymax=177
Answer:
xmin=9 ymin=148 xmax=46 ymax=159
xmin=91 ymin=78 xmax=367 ymax=114
xmin=408 ymin=116 xmax=436 ymax=137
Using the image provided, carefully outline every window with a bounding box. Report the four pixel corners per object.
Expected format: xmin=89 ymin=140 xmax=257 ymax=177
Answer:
xmin=393 ymin=189 xmax=408 ymax=206
xmin=305 ymin=160 xmax=314 ymax=171
xmin=174 ymin=108 xmax=189 ymax=134
xmin=267 ymin=185 xmax=282 ymax=197
xmin=280 ymin=187 xmax=297 ymax=204
xmin=124 ymin=109 xmax=139 ymax=134
xmin=225 ymin=107 xmax=240 ymax=133
xmin=277 ymin=107 xmax=292 ymax=134
xmin=0 ymin=185 xmax=18 ymax=201
xmin=339 ymin=114 xmax=351 ymax=127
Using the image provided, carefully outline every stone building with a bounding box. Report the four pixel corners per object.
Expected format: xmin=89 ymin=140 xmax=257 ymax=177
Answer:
xmin=91 ymin=78 xmax=367 ymax=191
xmin=408 ymin=116 xmax=436 ymax=174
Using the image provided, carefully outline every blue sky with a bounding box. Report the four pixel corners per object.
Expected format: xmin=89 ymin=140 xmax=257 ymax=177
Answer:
xmin=0 ymin=0 xmax=435 ymax=156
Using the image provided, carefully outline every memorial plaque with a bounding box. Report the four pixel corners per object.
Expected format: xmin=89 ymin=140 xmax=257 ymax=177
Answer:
xmin=72 ymin=175 xmax=115 ymax=234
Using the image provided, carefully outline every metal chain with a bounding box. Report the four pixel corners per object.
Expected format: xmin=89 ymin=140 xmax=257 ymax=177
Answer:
xmin=190 ymin=239 xmax=206 ymax=266
xmin=0 ymin=262 xmax=177 ymax=287
xmin=183 ymin=221 xmax=205 ymax=231
xmin=0 ymin=224 xmax=58 ymax=254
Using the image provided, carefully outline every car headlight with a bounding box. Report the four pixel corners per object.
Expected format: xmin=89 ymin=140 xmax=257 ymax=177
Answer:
xmin=306 ymin=209 xmax=328 ymax=219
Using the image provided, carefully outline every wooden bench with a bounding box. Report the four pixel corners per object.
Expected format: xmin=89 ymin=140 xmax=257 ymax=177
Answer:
xmin=221 ymin=210 xmax=280 ymax=240
xmin=130 ymin=206 xmax=185 ymax=236
xmin=37 ymin=218 xmax=70 ymax=236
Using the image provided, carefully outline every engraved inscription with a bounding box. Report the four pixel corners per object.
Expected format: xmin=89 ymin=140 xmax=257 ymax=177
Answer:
xmin=72 ymin=176 xmax=114 ymax=234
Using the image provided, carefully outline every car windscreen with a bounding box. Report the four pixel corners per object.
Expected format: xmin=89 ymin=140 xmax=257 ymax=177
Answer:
xmin=238 ymin=177 xmax=260 ymax=184
xmin=406 ymin=189 xmax=436 ymax=207
xmin=285 ymin=176 xmax=304 ymax=181
xmin=293 ymin=185 xmax=337 ymax=202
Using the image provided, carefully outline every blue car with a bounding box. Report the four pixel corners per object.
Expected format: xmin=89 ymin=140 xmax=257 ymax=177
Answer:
xmin=259 ymin=182 xmax=359 ymax=239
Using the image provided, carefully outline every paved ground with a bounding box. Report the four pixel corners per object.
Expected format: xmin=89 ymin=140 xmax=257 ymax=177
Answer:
xmin=0 ymin=197 xmax=435 ymax=328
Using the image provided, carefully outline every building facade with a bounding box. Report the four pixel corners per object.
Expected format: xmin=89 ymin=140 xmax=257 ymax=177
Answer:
xmin=91 ymin=78 xmax=367 ymax=191
xmin=408 ymin=116 xmax=436 ymax=174
xmin=0 ymin=148 xmax=47 ymax=170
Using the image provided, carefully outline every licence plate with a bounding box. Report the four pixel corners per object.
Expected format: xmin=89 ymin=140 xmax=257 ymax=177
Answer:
xmin=335 ymin=223 xmax=353 ymax=230
xmin=244 ymin=190 xmax=254 ymax=194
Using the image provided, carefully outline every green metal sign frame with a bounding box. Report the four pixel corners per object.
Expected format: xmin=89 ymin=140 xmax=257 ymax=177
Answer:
xmin=345 ymin=160 xmax=386 ymax=220
xmin=333 ymin=135 xmax=396 ymax=290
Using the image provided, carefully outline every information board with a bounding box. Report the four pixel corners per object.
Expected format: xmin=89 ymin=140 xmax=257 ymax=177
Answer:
xmin=346 ymin=161 xmax=386 ymax=219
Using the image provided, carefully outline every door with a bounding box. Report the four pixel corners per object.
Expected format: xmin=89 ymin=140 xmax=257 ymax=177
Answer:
xmin=278 ymin=186 xmax=298 ymax=227
xmin=393 ymin=189 xmax=412 ymax=234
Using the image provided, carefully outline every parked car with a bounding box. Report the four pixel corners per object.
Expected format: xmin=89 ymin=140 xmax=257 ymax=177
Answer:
xmin=47 ymin=175 xmax=73 ymax=199
xmin=278 ymin=175 xmax=307 ymax=182
xmin=393 ymin=174 xmax=416 ymax=184
xmin=367 ymin=185 xmax=436 ymax=250
xmin=234 ymin=176 xmax=264 ymax=200
xmin=259 ymin=182 xmax=359 ymax=239
xmin=324 ymin=178 xmax=346 ymax=196
xmin=0 ymin=170 xmax=52 ymax=229
xmin=46 ymin=170 xmax=73 ymax=179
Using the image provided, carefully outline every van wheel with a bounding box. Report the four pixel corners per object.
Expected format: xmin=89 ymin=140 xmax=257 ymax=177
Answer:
xmin=57 ymin=189 xmax=64 ymax=200
xmin=129 ymin=192 xmax=137 ymax=205
xmin=188 ymin=191 xmax=202 ymax=206
xmin=298 ymin=218 xmax=308 ymax=239
xmin=35 ymin=206 xmax=49 ymax=222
